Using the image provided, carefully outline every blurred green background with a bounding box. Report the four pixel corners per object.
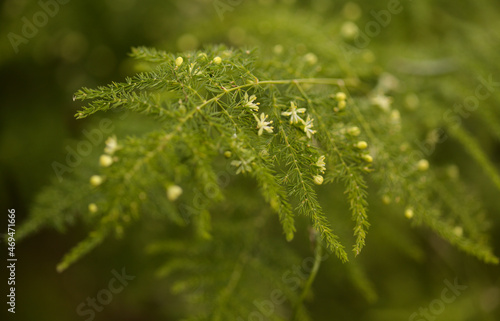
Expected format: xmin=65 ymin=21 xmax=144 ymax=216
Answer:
xmin=1 ymin=0 xmax=499 ymax=320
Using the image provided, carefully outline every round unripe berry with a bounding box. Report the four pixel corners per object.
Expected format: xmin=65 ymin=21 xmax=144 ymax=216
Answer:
xmin=356 ymin=141 xmax=368 ymax=149
xmin=213 ymin=56 xmax=222 ymax=64
xmin=90 ymin=175 xmax=103 ymax=187
xmin=313 ymin=175 xmax=324 ymax=185
xmin=454 ymin=226 xmax=463 ymax=237
xmin=417 ymin=159 xmax=429 ymax=171
xmin=99 ymin=154 xmax=113 ymax=167
xmin=347 ymin=126 xmax=360 ymax=136
xmin=362 ymin=154 xmax=373 ymax=163
xmin=404 ymin=207 xmax=414 ymax=219
xmin=304 ymin=53 xmax=318 ymax=65
xmin=335 ymin=92 xmax=347 ymax=101
xmin=167 ymin=185 xmax=183 ymax=201
xmin=88 ymin=203 xmax=98 ymax=213
xmin=175 ymin=56 xmax=183 ymax=67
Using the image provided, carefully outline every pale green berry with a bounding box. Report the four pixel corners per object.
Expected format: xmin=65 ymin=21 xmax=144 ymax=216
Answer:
xmin=340 ymin=21 xmax=359 ymax=39
xmin=213 ymin=56 xmax=222 ymax=64
xmin=362 ymin=154 xmax=373 ymax=163
xmin=99 ymin=154 xmax=113 ymax=167
xmin=347 ymin=126 xmax=361 ymax=136
xmin=313 ymin=175 xmax=324 ymax=185
xmin=224 ymin=151 xmax=232 ymax=158
xmin=175 ymin=56 xmax=183 ymax=67
xmin=335 ymin=92 xmax=347 ymax=101
xmin=404 ymin=207 xmax=414 ymax=219
xmin=417 ymin=159 xmax=429 ymax=171
xmin=356 ymin=141 xmax=368 ymax=149
xmin=167 ymin=185 xmax=183 ymax=201
xmin=88 ymin=203 xmax=98 ymax=213
xmin=304 ymin=52 xmax=318 ymax=65
xmin=90 ymin=175 xmax=103 ymax=187
xmin=273 ymin=44 xmax=284 ymax=55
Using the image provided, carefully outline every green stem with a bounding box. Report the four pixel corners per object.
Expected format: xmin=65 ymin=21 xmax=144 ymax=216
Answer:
xmin=292 ymin=234 xmax=324 ymax=321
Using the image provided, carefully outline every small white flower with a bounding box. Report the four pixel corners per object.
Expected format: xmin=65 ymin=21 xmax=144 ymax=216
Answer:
xmin=254 ymin=113 xmax=274 ymax=136
xmin=370 ymin=94 xmax=393 ymax=112
xmin=281 ymin=102 xmax=306 ymax=124
xmin=231 ymin=157 xmax=254 ymax=174
xmin=104 ymin=136 xmax=118 ymax=155
xmin=303 ymin=115 xmax=317 ymax=138
xmin=316 ymin=155 xmax=326 ymax=173
xmin=243 ymin=92 xmax=260 ymax=111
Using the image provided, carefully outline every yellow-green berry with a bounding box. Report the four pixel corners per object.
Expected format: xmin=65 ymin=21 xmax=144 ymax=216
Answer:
xmin=88 ymin=203 xmax=98 ymax=213
xmin=404 ymin=207 xmax=414 ymax=219
xmin=340 ymin=21 xmax=359 ymax=39
xmin=335 ymin=92 xmax=347 ymax=101
xmin=175 ymin=56 xmax=183 ymax=67
xmin=356 ymin=141 xmax=368 ymax=149
xmin=304 ymin=52 xmax=318 ymax=65
xmin=417 ymin=159 xmax=429 ymax=171
xmin=313 ymin=175 xmax=324 ymax=185
xmin=347 ymin=126 xmax=360 ymax=136
xmin=362 ymin=154 xmax=373 ymax=163
xmin=167 ymin=185 xmax=183 ymax=201
xmin=90 ymin=175 xmax=103 ymax=187
xmin=213 ymin=56 xmax=222 ymax=64
xmin=224 ymin=151 xmax=232 ymax=158
xmin=99 ymin=154 xmax=113 ymax=167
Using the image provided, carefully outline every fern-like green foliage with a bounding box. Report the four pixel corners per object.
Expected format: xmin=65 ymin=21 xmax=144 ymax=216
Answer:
xmin=19 ymin=42 xmax=499 ymax=319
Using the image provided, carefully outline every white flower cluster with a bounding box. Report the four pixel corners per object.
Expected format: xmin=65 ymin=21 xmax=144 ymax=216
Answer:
xmin=281 ymin=101 xmax=317 ymax=138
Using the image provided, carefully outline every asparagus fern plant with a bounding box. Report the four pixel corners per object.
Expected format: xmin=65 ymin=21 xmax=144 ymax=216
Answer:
xmin=19 ymin=43 xmax=499 ymax=320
